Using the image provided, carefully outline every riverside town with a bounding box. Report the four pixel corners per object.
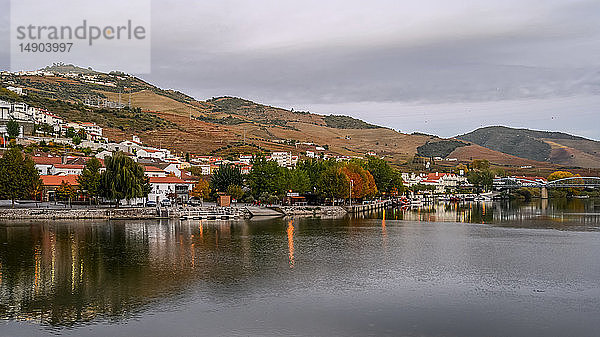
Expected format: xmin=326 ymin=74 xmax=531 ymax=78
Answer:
xmin=0 ymin=68 xmax=599 ymax=219
xmin=2 ymin=1 xmax=600 ymax=334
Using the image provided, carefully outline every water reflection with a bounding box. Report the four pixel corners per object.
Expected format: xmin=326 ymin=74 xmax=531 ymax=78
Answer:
xmin=360 ymin=199 xmax=600 ymax=230
xmin=287 ymin=220 xmax=295 ymax=268
xmin=0 ymin=200 xmax=599 ymax=335
xmin=0 ymin=219 xmax=293 ymax=327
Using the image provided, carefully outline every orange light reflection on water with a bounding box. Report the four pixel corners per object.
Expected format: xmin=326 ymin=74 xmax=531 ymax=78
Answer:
xmin=287 ymin=220 xmax=295 ymax=268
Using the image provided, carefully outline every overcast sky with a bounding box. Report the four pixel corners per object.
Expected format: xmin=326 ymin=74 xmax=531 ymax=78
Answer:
xmin=1 ymin=0 xmax=599 ymax=139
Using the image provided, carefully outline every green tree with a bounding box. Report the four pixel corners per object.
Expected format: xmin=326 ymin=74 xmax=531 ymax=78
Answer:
xmin=0 ymin=148 xmax=41 ymax=206
xmin=286 ymin=168 xmax=311 ymax=194
xmin=77 ymin=158 xmax=102 ymax=204
xmin=296 ymin=158 xmax=334 ymax=192
xmin=247 ymin=156 xmax=282 ymax=197
xmin=317 ymin=166 xmax=350 ymax=205
xmin=226 ymin=184 xmax=244 ymax=201
xmin=364 ymin=156 xmax=403 ymax=195
xmin=467 ymin=169 xmax=495 ymax=192
xmin=100 ymin=151 xmax=149 ymax=206
xmin=6 ymin=119 xmax=20 ymax=139
xmin=65 ymin=127 xmax=76 ymax=138
xmin=77 ymin=128 xmax=87 ymax=139
xmin=72 ymin=135 xmax=82 ymax=145
xmin=55 ymin=181 xmax=78 ymax=204
xmin=472 ymin=159 xmax=490 ymax=170
xmin=211 ymin=164 xmax=244 ymax=193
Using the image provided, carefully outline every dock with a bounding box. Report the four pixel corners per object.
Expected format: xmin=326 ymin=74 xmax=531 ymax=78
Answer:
xmin=343 ymin=200 xmax=392 ymax=214
xmin=245 ymin=206 xmax=285 ymax=217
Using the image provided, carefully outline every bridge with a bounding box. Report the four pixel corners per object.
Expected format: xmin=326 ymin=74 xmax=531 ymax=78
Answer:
xmin=493 ymin=176 xmax=600 ymax=199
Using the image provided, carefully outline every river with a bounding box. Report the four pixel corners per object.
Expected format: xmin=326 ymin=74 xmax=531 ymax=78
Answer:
xmin=1 ymin=199 xmax=600 ymax=336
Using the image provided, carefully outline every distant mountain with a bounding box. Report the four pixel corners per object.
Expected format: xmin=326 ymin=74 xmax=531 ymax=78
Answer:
xmin=456 ymin=126 xmax=600 ymax=167
xmin=4 ymin=65 xmax=600 ymax=168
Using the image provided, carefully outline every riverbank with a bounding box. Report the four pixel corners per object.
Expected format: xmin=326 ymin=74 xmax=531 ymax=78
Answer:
xmin=0 ymin=200 xmax=394 ymax=220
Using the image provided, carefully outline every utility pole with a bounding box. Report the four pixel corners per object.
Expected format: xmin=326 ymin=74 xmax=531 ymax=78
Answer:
xmin=350 ymin=179 xmax=354 ymax=206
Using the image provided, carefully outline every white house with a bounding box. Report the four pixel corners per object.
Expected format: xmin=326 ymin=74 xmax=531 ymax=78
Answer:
xmin=31 ymin=155 xmax=62 ymax=175
xmin=162 ymin=163 xmax=181 ymax=177
xmin=0 ymin=101 xmax=10 ymax=120
xmin=420 ymin=172 xmax=468 ymax=193
xmin=6 ymin=86 xmax=25 ymax=96
xmin=148 ymin=176 xmax=194 ymax=203
xmin=269 ymin=152 xmax=297 ymax=168
xmin=144 ymin=165 xmax=168 ymax=177
xmin=51 ymin=164 xmax=85 ymax=176
xmin=78 ymin=122 xmax=103 ymax=137
xmin=136 ymin=148 xmax=168 ymax=160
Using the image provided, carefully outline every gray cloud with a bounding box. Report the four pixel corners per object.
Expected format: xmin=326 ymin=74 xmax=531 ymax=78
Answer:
xmin=2 ymin=0 xmax=599 ymax=138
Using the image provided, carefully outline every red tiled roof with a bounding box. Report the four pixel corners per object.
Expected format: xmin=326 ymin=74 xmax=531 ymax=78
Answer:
xmin=144 ymin=166 xmax=164 ymax=172
xmin=53 ymin=164 xmax=85 ymax=169
xmin=31 ymin=156 xmax=62 ymax=165
xmin=148 ymin=177 xmax=194 ymax=184
xmin=41 ymin=175 xmax=79 ymax=186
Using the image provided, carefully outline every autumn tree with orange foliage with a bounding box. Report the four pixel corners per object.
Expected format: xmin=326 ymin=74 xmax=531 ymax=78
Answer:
xmin=191 ymin=179 xmax=211 ymax=201
xmin=341 ymin=162 xmax=378 ymax=199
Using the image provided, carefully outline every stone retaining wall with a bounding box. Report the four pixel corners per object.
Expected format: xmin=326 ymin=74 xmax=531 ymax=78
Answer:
xmin=0 ymin=207 xmax=162 ymax=220
xmin=278 ymin=206 xmax=347 ymax=217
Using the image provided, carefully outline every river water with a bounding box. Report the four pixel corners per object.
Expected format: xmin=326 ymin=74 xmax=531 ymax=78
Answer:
xmin=1 ymin=199 xmax=600 ymax=336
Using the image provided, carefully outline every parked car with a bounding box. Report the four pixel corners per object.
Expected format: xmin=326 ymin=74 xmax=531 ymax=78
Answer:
xmin=160 ymin=199 xmax=172 ymax=207
xmin=189 ymin=197 xmax=202 ymax=206
xmin=145 ymin=200 xmax=157 ymax=207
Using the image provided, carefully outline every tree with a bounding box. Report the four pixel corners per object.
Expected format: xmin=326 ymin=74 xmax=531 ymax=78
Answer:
xmin=548 ymin=171 xmax=582 ymax=196
xmin=467 ymin=169 xmax=495 ymax=192
xmin=317 ymin=166 xmax=350 ymax=205
xmin=72 ymin=135 xmax=82 ymax=145
xmin=100 ymin=151 xmax=148 ymax=206
xmin=55 ymin=181 xmax=78 ymax=204
xmin=548 ymin=171 xmax=577 ymax=181
xmin=364 ymin=156 xmax=403 ymax=195
xmin=78 ymin=158 xmax=102 ymax=204
xmin=65 ymin=127 xmax=76 ymax=138
xmin=0 ymin=148 xmax=41 ymax=206
xmin=247 ymin=156 xmax=282 ymax=197
xmin=472 ymin=159 xmax=490 ymax=171
xmin=191 ymin=179 xmax=210 ymax=202
xmin=286 ymin=168 xmax=311 ymax=194
xmin=211 ymin=164 xmax=244 ymax=193
xmin=226 ymin=184 xmax=244 ymax=201
xmin=6 ymin=120 xmax=19 ymax=139
xmin=341 ymin=162 xmax=378 ymax=199
xmin=77 ymin=128 xmax=87 ymax=140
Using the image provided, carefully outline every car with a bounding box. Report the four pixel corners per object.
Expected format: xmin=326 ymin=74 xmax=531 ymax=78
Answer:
xmin=145 ymin=200 xmax=157 ymax=207
xmin=160 ymin=199 xmax=172 ymax=207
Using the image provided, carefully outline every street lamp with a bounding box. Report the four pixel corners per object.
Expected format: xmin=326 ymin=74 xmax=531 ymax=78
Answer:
xmin=349 ymin=179 xmax=354 ymax=207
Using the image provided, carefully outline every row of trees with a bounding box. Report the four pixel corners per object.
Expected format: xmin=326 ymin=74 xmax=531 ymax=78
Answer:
xmin=77 ymin=152 xmax=150 ymax=205
xmin=0 ymin=149 xmax=149 ymax=207
xmin=202 ymin=156 xmax=404 ymax=204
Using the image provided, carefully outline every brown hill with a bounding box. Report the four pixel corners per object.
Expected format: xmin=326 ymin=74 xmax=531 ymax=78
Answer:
xmin=448 ymin=144 xmax=555 ymax=168
xmin=4 ymin=68 xmax=597 ymax=169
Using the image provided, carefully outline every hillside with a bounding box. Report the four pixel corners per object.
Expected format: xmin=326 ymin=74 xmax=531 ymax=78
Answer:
xmin=1 ymin=67 xmax=437 ymax=163
xmin=457 ymin=126 xmax=600 ymax=168
xmin=4 ymin=66 xmax=599 ymax=169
